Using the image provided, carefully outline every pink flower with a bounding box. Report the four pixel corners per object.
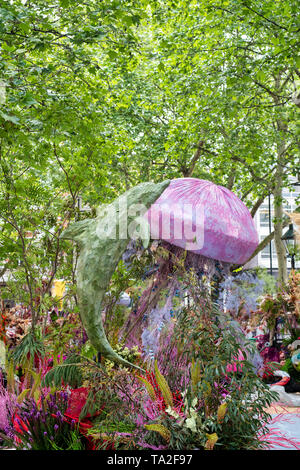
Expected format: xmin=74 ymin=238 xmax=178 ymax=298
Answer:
xmin=226 ymin=350 xmax=245 ymax=374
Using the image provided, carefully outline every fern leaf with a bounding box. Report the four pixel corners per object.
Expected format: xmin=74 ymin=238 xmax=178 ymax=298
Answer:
xmin=137 ymin=376 xmax=156 ymax=402
xmin=144 ymin=424 xmax=171 ymax=443
xmin=6 ymin=359 xmax=15 ymax=393
xmin=33 ymin=390 xmax=40 ymax=403
xmin=17 ymin=388 xmax=31 ymax=404
xmin=191 ymin=359 xmax=201 ymax=390
xmin=31 ymin=369 xmax=42 ymax=395
xmin=154 ymin=360 xmax=173 ymax=408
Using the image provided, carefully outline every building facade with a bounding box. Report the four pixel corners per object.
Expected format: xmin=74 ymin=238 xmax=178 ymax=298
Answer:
xmin=250 ymin=182 xmax=300 ymax=274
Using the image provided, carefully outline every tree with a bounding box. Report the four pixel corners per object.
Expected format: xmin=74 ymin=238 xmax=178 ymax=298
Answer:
xmin=0 ymin=0 xmax=299 ymax=303
xmin=117 ymin=0 xmax=300 ymax=281
xmin=0 ymin=0 xmax=148 ymax=318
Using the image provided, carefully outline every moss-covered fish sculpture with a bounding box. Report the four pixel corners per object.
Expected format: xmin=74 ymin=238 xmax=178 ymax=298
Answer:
xmin=61 ymin=181 xmax=170 ymax=370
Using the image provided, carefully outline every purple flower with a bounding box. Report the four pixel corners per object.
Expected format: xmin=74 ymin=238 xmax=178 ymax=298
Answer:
xmin=56 ymin=410 xmax=63 ymax=421
xmin=54 ymin=424 xmax=59 ymax=432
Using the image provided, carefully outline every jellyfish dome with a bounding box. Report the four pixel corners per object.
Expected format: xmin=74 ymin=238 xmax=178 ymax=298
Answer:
xmin=145 ymin=178 xmax=258 ymax=265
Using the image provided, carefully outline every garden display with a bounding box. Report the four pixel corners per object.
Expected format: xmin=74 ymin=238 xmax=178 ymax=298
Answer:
xmin=0 ymin=0 xmax=300 ymax=453
xmin=1 ymin=177 xmax=299 ymax=451
xmin=250 ymin=272 xmax=300 ymax=407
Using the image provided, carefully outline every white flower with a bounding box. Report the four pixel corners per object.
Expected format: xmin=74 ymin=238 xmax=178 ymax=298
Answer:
xmin=191 ymin=397 xmax=198 ymax=408
xmin=184 ymin=417 xmax=197 ymax=433
xmin=165 ymin=407 xmax=180 ymax=419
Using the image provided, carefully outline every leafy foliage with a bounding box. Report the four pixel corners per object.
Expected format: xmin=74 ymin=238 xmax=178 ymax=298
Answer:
xmin=12 ymin=391 xmax=84 ymax=450
xmin=42 ymin=354 xmax=83 ymax=389
xmin=10 ymin=330 xmax=45 ymax=367
xmin=1 ymin=0 xmax=299 ymax=451
xmin=140 ymin=261 xmax=278 ymax=450
xmin=1 ymin=0 xmax=299 ymax=301
xmin=252 ymin=271 xmax=300 ymax=340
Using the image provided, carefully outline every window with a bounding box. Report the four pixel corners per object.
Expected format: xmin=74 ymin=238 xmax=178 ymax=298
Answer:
xmin=283 ymin=201 xmax=292 ymax=212
xmin=260 ymin=210 xmax=270 ymax=227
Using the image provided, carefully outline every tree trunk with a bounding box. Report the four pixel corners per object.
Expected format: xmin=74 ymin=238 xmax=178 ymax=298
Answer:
xmin=272 ymin=75 xmax=288 ymax=285
xmin=273 ymin=141 xmax=287 ymax=285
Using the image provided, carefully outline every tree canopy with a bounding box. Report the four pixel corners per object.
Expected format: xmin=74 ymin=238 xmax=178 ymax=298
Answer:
xmin=0 ymin=0 xmax=299 ymax=306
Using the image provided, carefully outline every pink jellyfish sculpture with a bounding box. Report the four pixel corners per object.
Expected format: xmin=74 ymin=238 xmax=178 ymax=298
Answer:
xmin=124 ymin=178 xmax=259 ymax=362
xmin=145 ymin=178 xmax=258 ymax=265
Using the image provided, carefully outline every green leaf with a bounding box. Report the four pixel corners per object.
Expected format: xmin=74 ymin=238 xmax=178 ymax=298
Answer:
xmin=0 ymin=111 xmax=19 ymax=124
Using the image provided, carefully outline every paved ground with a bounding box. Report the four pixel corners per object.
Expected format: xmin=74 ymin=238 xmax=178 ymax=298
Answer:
xmin=265 ymin=405 xmax=300 ymax=450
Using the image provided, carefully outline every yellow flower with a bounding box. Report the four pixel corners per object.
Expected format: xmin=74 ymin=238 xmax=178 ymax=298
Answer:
xmin=205 ymin=433 xmax=218 ymax=450
xmin=217 ymin=402 xmax=227 ymax=424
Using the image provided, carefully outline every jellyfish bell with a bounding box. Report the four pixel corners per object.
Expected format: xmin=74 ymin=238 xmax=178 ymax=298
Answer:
xmin=145 ymin=178 xmax=258 ymax=264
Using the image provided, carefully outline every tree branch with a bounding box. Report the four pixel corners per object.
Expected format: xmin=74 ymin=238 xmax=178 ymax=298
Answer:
xmin=241 ymin=3 xmax=288 ymax=31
